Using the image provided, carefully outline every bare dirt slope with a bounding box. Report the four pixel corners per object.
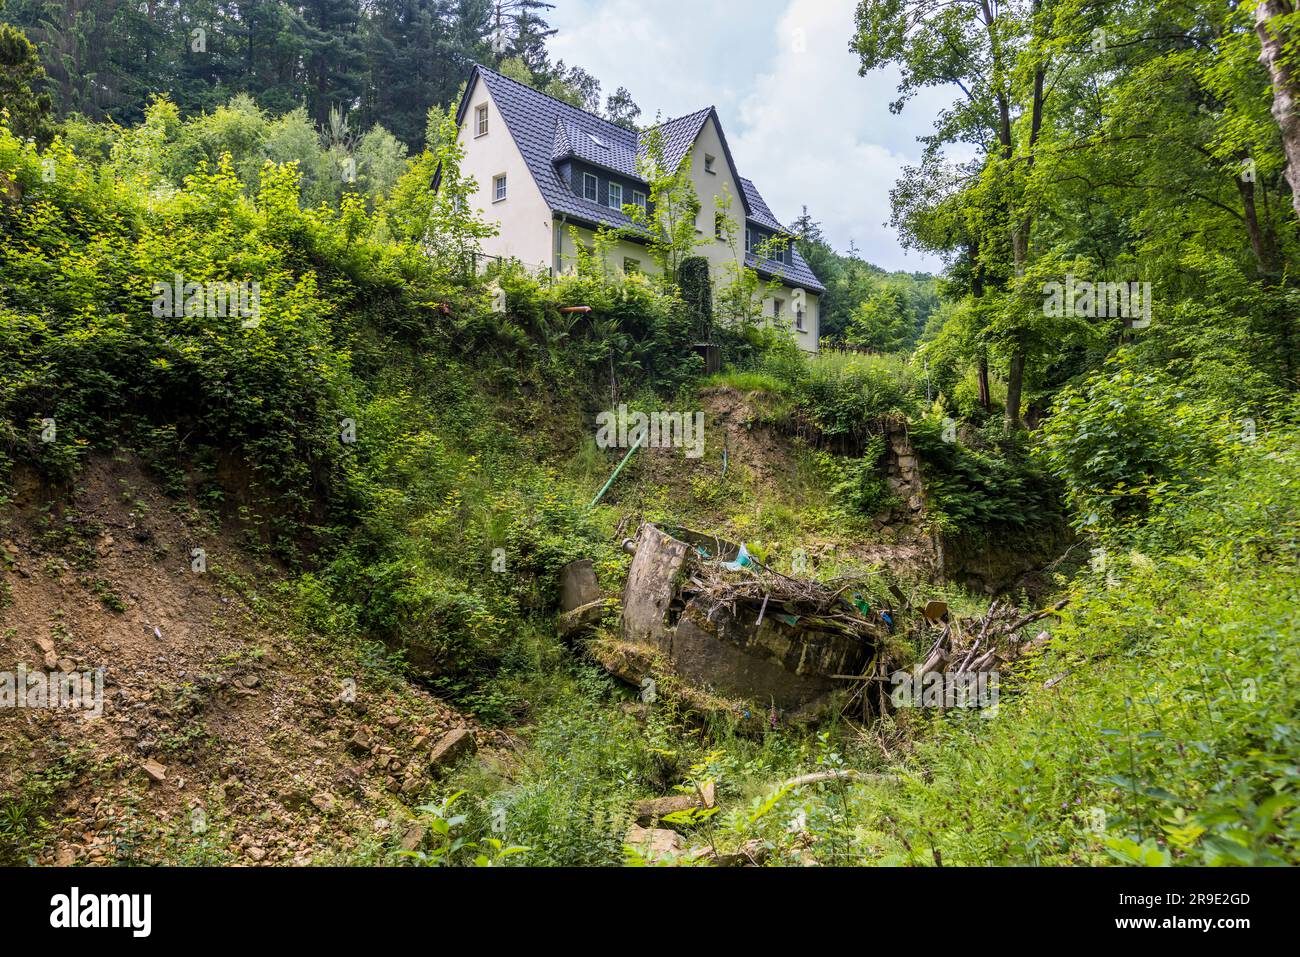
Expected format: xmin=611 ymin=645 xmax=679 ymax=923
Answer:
xmin=0 ymin=455 xmax=502 ymax=866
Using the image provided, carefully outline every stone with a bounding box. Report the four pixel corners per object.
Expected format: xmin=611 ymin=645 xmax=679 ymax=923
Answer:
xmin=309 ymin=793 xmax=337 ymax=815
xmin=141 ymin=759 xmax=167 ymax=783
xmin=632 ymin=793 xmax=698 ymax=825
xmin=57 ymin=658 xmax=77 ymax=673
xmin=559 ymin=559 xmax=601 ymax=612
xmin=43 ymin=651 xmax=59 ymax=671
xmin=246 ymin=846 xmax=267 ymax=862
xmin=348 ymin=728 xmax=373 ymax=752
xmin=699 ymin=780 xmax=716 ymax=809
xmin=624 ymin=824 xmax=685 ymax=862
xmin=35 ymin=636 xmax=55 ymax=654
xmin=381 ymin=715 xmax=401 ymax=728
xmin=427 ymin=728 xmax=475 ymax=771
xmin=399 ymin=823 xmax=426 ymax=852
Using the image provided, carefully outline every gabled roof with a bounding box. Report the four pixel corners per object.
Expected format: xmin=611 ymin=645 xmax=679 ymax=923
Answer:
xmin=455 ymin=65 xmax=823 ymax=292
xmin=642 ymin=107 xmax=712 ymax=176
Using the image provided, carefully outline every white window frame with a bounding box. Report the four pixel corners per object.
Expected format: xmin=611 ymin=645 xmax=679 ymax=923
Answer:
xmin=583 ymin=172 xmax=599 ymax=202
xmin=608 ymin=182 xmax=623 ymax=211
xmin=633 ymin=190 xmax=647 ymax=213
xmin=745 ymin=228 xmax=752 ymax=253
xmin=476 ymin=104 xmax=489 ymax=137
xmin=773 ymin=298 xmax=785 ymax=320
xmin=493 ymin=173 xmax=507 ymax=202
xmin=795 ymin=301 xmax=806 ymax=331
xmin=705 ymin=153 xmax=717 ymax=174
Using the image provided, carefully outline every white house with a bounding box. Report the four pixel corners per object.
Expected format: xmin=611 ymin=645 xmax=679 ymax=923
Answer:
xmin=447 ymin=65 xmax=825 ymax=352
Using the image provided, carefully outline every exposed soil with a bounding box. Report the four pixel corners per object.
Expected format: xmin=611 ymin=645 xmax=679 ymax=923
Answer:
xmin=0 ymin=456 xmax=505 ymax=866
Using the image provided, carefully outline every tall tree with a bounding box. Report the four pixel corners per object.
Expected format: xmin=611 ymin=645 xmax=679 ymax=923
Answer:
xmin=0 ymin=18 xmax=54 ymax=143
xmin=1254 ymin=1 xmax=1300 ymax=219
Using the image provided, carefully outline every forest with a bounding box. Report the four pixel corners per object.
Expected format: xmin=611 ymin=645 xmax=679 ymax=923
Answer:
xmin=0 ymin=0 xmax=1296 ymax=874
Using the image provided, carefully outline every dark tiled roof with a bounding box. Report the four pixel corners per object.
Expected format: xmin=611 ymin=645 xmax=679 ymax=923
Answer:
xmin=746 ymin=252 xmax=825 ymax=294
xmin=640 ymin=107 xmax=711 ymax=175
xmin=554 ymin=119 xmax=640 ymax=177
xmin=459 ymin=66 xmax=823 ymax=292
xmin=465 ymin=66 xmax=641 ymax=231
xmin=739 ymin=177 xmax=785 ymax=232
xmin=739 ymin=177 xmax=825 ymax=293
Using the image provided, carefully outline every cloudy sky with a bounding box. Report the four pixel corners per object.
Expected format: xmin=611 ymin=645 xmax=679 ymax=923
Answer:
xmin=547 ymin=0 xmax=956 ymax=272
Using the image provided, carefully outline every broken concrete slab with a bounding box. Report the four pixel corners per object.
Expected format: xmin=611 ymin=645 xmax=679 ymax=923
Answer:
xmin=557 ymin=598 xmax=610 ymax=639
xmin=614 ymin=523 xmax=885 ymax=718
xmin=559 ymin=559 xmax=601 ymax=612
xmin=620 ymin=524 xmax=692 ymax=649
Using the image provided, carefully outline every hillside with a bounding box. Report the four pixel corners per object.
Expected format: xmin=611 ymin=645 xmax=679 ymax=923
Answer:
xmin=3 ymin=0 xmax=1300 ymax=873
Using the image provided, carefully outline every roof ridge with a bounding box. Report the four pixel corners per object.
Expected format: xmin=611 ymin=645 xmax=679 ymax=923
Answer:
xmin=642 ymin=104 xmax=714 ymax=133
xmin=476 ymin=64 xmax=634 ymax=139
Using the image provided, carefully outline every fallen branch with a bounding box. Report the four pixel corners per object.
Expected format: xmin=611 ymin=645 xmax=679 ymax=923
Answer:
xmin=780 ymin=769 xmax=902 ymax=789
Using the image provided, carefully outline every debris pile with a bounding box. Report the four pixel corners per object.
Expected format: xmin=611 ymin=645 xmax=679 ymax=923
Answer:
xmin=912 ymin=598 xmax=1068 ymax=680
xmin=618 ymin=524 xmax=890 ymax=717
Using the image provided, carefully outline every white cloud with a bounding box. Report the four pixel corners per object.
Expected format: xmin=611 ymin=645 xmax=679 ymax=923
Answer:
xmin=548 ymin=0 xmax=957 ymax=271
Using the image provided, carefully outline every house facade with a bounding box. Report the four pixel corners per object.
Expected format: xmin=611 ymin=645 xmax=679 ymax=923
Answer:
xmin=450 ymin=66 xmax=825 ymax=352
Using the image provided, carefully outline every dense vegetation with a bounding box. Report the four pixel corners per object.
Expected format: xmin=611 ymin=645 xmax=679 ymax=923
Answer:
xmin=0 ymin=0 xmax=1297 ymax=867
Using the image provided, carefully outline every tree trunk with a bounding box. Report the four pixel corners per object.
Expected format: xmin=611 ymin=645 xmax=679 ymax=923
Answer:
xmin=1256 ymin=0 xmax=1300 ymax=221
xmin=1005 ymin=350 xmax=1025 ymax=432
xmin=977 ymin=352 xmax=991 ymax=410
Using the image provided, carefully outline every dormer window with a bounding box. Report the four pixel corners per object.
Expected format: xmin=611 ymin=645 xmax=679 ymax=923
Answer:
xmin=583 ymin=172 xmax=598 ymax=202
xmin=705 ymin=154 xmax=717 ymax=174
xmin=476 ymin=105 xmax=489 ymax=137
xmin=608 ymin=183 xmax=623 ymax=210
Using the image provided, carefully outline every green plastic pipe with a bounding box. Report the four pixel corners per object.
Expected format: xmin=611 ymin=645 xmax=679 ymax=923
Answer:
xmin=589 ymin=434 xmax=645 ymax=508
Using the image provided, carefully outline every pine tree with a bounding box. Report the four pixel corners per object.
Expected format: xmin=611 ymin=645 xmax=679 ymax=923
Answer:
xmin=0 ymin=19 xmax=54 ymax=143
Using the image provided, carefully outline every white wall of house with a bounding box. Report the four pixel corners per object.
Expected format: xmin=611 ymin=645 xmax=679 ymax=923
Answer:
xmin=457 ymin=77 xmax=554 ymax=272
xmin=763 ymin=287 xmax=821 ymax=353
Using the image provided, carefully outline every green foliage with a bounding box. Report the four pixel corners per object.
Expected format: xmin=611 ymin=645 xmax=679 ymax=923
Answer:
xmin=0 ymin=21 xmax=53 ymax=144
xmin=1036 ymin=357 xmax=1238 ymax=527
xmin=678 ymin=256 xmax=713 ymax=341
xmin=861 ymin=424 xmax=1300 ymax=865
xmin=911 ymin=418 xmax=1062 ymax=538
xmin=816 ymin=437 xmax=894 ymax=518
xmin=791 ymin=352 xmax=919 ymax=446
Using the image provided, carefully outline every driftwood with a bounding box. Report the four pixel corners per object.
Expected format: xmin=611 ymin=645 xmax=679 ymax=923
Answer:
xmin=915 ymin=597 xmax=1070 ymax=679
